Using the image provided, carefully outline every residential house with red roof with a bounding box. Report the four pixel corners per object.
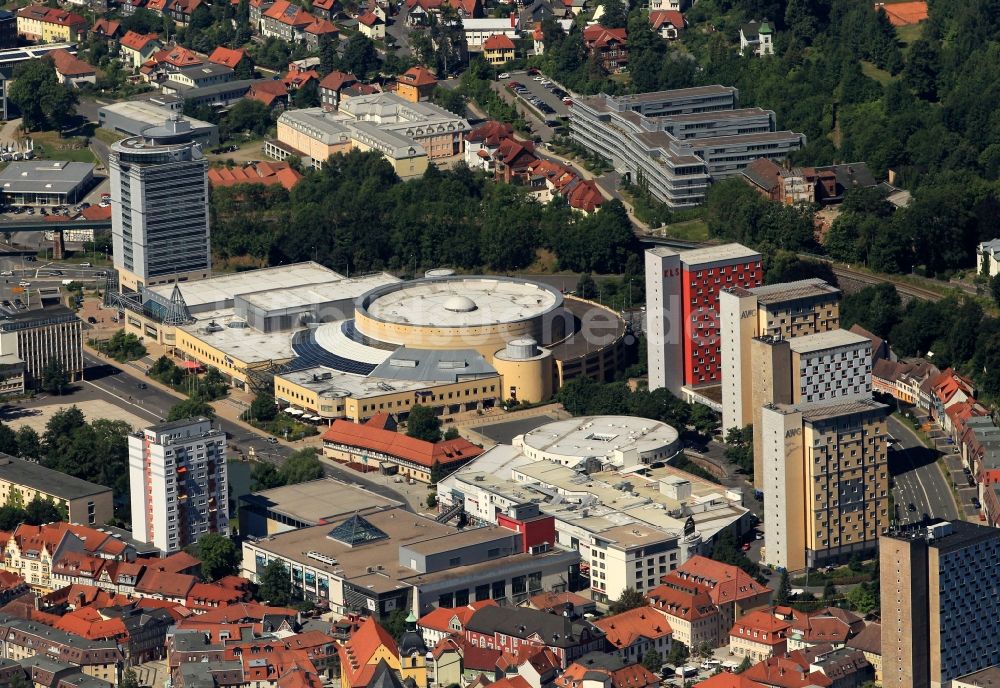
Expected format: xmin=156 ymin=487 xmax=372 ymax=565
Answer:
xmin=134 ymin=571 xmax=197 ymax=604
xmin=283 ymin=65 xmax=320 ymax=90
xmin=532 ymin=22 xmax=545 ymax=54
xmin=649 ymin=10 xmax=684 ymax=39
xmin=337 ymin=616 xmax=409 ymax=688
xmin=564 ymin=179 xmax=605 ymax=214
xmin=262 ymin=0 xmax=338 ymax=49
xmin=729 ymin=610 xmax=790 ymax=664
xmin=526 ymin=591 xmax=596 ymax=617
xmin=465 ymin=606 xmax=606 ymax=670
xmin=119 ymin=31 xmax=161 ymax=68
xmin=741 ymin=650 xmax=832 ymax=687
xmin=417 ymin=600 xmax=497 ymax=647
xmin=406 ymin=0 xmax=481 ymax=23
xmin=91 ymin=18 xmax=122 ymax=43
xmin=208 ymin=162 xmax=303 ymax=190
xmin=208 ymin=46 xmax=253 ymax=76
xmin=16 ymin=5 xmax=87 ymax=43
xmin=582 ymin=24 xmax=627 ymax=73
xmin=319 ymin=70 xmax=358 ymax=109
xmin=358 ymin=10 xmax=384 ymax=39
xmin=930 ymin=368 xmax=976 ymax=423
xmin=593 ymin=607 xmax=672 ymax=664
xmin=322 ymin=416 xmax=483 ymax=483
xmin=0 ymin=571 xmax=26 ymax=607
xmin=247 ymin=80 xmax=290 ymax=111
xmin=876 ymin=1 xmax=927 ymax=26
xmin=483 ymin=33 xmax=515 ymax=65
xmin=395 ymin=66 xmax=437 ymax=103
xmin=646 ymin=584 xmax=720 ymax=650
xmin=167 ymin=0 xmax=205 ymax=25
xmin=48 ymin=49 xmax=96 ymax=88
xmin=310 ymin=0 xmax=341 ymax=21
xmin=781 ymin=607 xmax=862 ymax=652
xmin=667 ymin=556 xmax=772 ymax=631
xmin=555 ymin=652 xmax=659 ymax=688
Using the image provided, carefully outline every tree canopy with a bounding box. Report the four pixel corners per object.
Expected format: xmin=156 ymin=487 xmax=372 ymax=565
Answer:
xmin=195 ymin=533 xmax=241 ymax=581
xmin=9 ymin=59 xmax=77 ymax=132
xmin=406 ymin=405 xmax=442 ymax=443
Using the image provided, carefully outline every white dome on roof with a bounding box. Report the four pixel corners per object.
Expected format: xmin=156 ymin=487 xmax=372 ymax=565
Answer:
xmin=443 ymin=295 xmax=477 ymax=312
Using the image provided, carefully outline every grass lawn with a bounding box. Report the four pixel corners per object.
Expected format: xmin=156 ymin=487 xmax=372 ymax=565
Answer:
xmin=29 ymin=130 xmax=97 ymax=164
xmin=93 ymin=128 xmax=125 ymax=146
xmin=861 ymin=60 xmax=895 ymax=86
xmin=661 ymin=218 xmax=710 ymax=242
xmin=896 ymin=22 xmax=923 ymax=46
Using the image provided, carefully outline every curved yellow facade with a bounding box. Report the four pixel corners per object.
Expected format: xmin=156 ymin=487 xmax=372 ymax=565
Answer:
xmin=493 ymin=349 xmax=553 ymax=403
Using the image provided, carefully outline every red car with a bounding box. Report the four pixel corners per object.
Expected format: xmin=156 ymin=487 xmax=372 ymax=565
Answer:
xmin=741 ymin=543 xmax=752 ymax=552
xmin=527 ymin=68 xmax=540 ymax=75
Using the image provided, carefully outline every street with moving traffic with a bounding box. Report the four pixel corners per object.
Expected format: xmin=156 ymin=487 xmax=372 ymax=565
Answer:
xmin=888 ymin=414 xmax=960 ymax=524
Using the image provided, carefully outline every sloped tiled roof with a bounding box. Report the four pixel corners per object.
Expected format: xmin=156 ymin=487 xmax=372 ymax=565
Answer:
xmin=418 ymin=600 xmax=497 ymax=633
xmin=593 ymin=607 xmax=671 ymax=650
xmin=319 ymin=70 xmax=357 ymax=92
xmin=321 ymin=420 xmax=483 ymax=469
xmin=48 ymin=49 xmax=96 ymax=77
xmin=120 ymin=30 xmax=159 ymax=51
xmin=483 ymin=33 xmax=515 ymax=50
xmin=208 ymin=46 xmax=248 ymax=68
xmin=398 ymin=66 xmax=437 ymax=87
xmin=670 ymin=555 xmax=772 ymax=606
xmin=208 ymin=162 xmax=302 ymax=190
xmin=649 ymin=9 xmax=684 ymax=30
xmin=647 ymin=584 xmax=717 ymax=622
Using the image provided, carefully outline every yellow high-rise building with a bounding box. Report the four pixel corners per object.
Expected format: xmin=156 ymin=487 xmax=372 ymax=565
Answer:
xmin=760 ymin=397 xmax=889 ymax=572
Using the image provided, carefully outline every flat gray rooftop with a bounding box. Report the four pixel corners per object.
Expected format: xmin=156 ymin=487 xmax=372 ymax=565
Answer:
xmin=750 ymin=278 xmax=840 ymax=305
xmin=0 ymin=160 xmax=94 ymax=194
xmin=0 ymin=455 xmax=111 ymax=500
xmin=369 ymin=347 xmax=497 ymax=382
xmin=240 ymin=477 xmax=400 ymax=525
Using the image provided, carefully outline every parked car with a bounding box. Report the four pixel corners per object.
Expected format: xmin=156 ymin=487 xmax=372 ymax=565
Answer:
xmin=908 ymin=502 xmax=917 ymax=512
xmin=0 ymin=271 xmax=11 ymax=277
xmin=87 ymin=316 xmax=97 ymax=324
xmin=18 ymin=281 xmax=29 ymax=288
xmin=498 ymin=72 xmax=510 ymax=79
xmin=267 ymin=437 xmax=279 ymax=444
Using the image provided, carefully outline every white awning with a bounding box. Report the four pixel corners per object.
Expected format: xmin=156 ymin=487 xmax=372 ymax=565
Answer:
xmin=284 ymin=408 xmax=303 ymax=416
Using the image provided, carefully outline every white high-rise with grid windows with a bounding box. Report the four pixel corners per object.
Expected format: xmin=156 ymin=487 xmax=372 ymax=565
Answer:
xmin=128 ymin=417 xmax=228 ymax=553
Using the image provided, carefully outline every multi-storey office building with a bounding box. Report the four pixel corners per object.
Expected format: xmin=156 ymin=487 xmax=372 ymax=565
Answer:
xmin=570 ymin=87 xmax=805 ymax=207
xmin=110 ymin=117 xmax=211 ymax=293
xmin=750 ymin=328 xmax=871 ymax=487
xmin=0 ymin=305 xmax=83 ymax=392
xmin=881 ymin=520 xmax=1000 ymax=688
xmin=645 ymin=244 xmax=763 ymax=396
xmin=128 ymin=417 xmax=228 ymax=553
xmin=0 ymin=455 xmax=112 ymax=525
xmin=760 ymin=397 xmax=888 ymax=571
xmin=720 ymin=279 xmax=841 ymax=435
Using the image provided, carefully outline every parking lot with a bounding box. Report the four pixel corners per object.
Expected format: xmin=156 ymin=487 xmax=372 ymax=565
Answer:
xmin=498 ymin=70 xmax=572 ymax=120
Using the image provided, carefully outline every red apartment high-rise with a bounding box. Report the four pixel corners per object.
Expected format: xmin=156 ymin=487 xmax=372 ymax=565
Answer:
xmin=645 ymin=244 xmax=762 ymax=395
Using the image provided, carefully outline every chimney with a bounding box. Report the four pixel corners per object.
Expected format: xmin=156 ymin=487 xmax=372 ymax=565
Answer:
xmin=510 ymin=10 xmax=516 ymax=27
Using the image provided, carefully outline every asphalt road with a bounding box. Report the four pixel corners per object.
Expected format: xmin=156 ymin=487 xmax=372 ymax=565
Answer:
xmin=76 ymin=352 xmax=413 ymax=507
xmin=888 ymin=415 xmax=959 ymax=524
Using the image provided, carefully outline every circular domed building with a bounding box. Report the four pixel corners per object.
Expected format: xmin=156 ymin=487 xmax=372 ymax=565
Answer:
xmin=292 ymin=276 xmax=627 ymax=404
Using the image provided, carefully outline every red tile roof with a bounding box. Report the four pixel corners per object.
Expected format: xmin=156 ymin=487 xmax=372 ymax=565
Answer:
xmin=467 ymin=120 xmax=513 ymax=145
xmin=338 ymin=617 xmax=398 ymax=688
xmin=582 ymin=24 xmax=627 ymax=48
xmin=358 ymin=10 xmax=381 ymax=25
xmin=319 ymin=70 xmax=357 ymax=92
xmin=188 ymin=601 xmax=299 ymax=624
xmin=742 ymin=651 xmax=832 ymax=688
xmin=79 ymin=204 xmax=113 ymax=221
xmin=877 ymin=1 xmax=927 ymax=26
xmin=135 ymin=570 xmax=197 ymax=598
xmin=247 ymin=80 xmax=289 ymax=106
xmin=264 ymin=0 xmax=315 ymax=27
xmin=418 ymin=600 xmax=497 ymax=634
xmin=321 ymin=419 xmax=484 ymax=469
xmin=120 ymin=30 xmax=159 ymax=51
xmin=92 ymin=18 xmax=121 ymax=36
xmin=730 ymin=610 xmax=790 ymax=646
xmin=649 ymin=9 xmax=684 ymax=30
xmin=48 ymin=49 xmax=96 ymax=77
xmin=283 ymin=67 xmax=320 ymax=88
xmin=528 ymin=590 xmax=592 ymax=612
xmin=593 ymin=608 xmax=672 ymax=650
xmin=557 ymin=658 xmax=659 ymax=688
xmin=16 ymin=5 xmax=87 ymax=28
xmin=209 ymin=162 xmax=303 ymax=190
xmin=305 ymin=17 xmax=338 ymax=34
xmin=670 ymin=555 xmax=772 ymax=606
xmin=647 ymin=584 xmax=718 ymax=622
xmin=565 ymin=179 xmax=604 ymax=213
xmin=398 ymin=65 xmax=437 ymax=87
xmin=153 ymin=45 xmax=202 ymax=67
xmin=146 ymin=550 xmax=201 ymax=574
xmin=208 ymin=46 xmax=248 ymax=68
xmin=483 ymin=33 xmax=515 ymax=50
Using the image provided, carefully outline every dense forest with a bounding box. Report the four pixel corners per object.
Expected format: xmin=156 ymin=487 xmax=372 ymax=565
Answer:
xmin=210 ymin=150 xmax=638 ymax=274
xmin=532 ymin=0 xmax=1000 ymax=278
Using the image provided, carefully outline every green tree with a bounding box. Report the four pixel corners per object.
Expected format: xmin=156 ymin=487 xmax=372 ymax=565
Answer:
xmin=293 ymin=79 xmax=320 ymax=108
xmin=665 ymin=640 xmax=688 ymax=667
xmin=0 ymin=505 xmax=25 ymax=530
xmin=167 ymin=397 xmax=216 ymax=421
xmin=9 ymin=671 xmax=31 ymax=688
xmin=278 ymin=448 xmax=324 ymax=484
xmin=823 ymin=579 xmax=837 ymax=600
xmin=246 ymin=392 xmax=278 ymax=423
xmin=443 ymin=427 xmax=460 ymax=441
xmin=383 ymin=608 xmax=409 ymax=640
xmin=0 ymin=424 xmax=17 ymax=456
xmin=599 ymin=0 xmax=627 ymax=29
xmin=120 ymin=669 xmax=140 ymax=688
xmin=735 ymin=655 xmax=753 ymax=673
xmin=196 ymin=533 xmax=241 ymax=581
xmin=846 ymin=582 xmax=878 ymax=614
xmin=257 ymin=560 xmax=293 ymax=605
xmin=406 ymin=405 xmax=442 ymax=443
xmin=775 ymin=570 xmax=792 ymax=606
xmin=641 ymin=649 xmax=662 ymax=672
xmin=103 ymin=330 xmax=147 ymax=362
xmin=576 ymin=272 xmax=597 ymax=299
xmin=15 ymin=426 xmax=40 ymax=460
xmin=9 ymin=58 xmax=78 ymax=131
xmin=251 ymin=461 xmax=285 ymax=491
xmin=25 ymin=495 xmax=65 ymax=525
xmin=342 ymin=34 xmax=381 ymax=79
xmin=41 ymin=358 xmax=70 ymax=395
xmin=990 ymin=273 xmax=1000 ymax=306
xmin=608 ymin=587 xmax=646 ymax=614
